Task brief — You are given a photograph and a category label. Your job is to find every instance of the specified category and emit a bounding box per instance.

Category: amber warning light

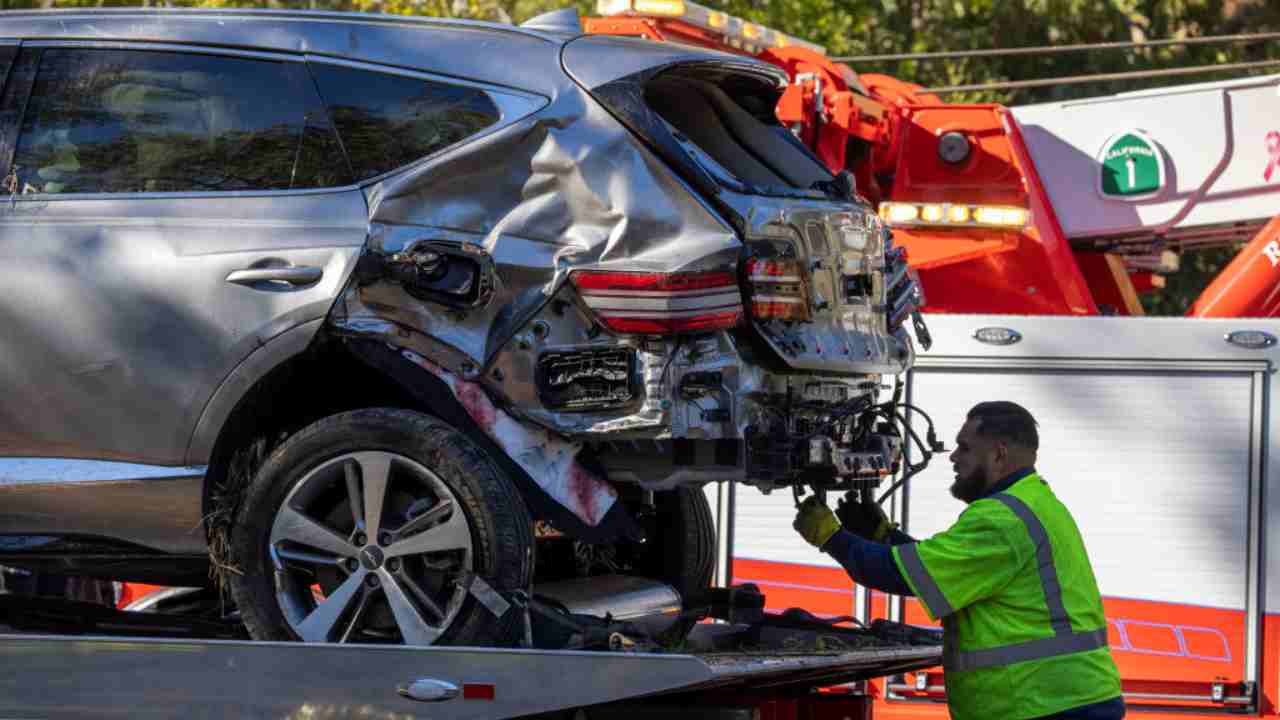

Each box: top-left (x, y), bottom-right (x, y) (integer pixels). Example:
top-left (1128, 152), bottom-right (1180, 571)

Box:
top-left (880, 202), bottom-right (1029, 229)
top-left (596, 0), bottom-right (826, 55)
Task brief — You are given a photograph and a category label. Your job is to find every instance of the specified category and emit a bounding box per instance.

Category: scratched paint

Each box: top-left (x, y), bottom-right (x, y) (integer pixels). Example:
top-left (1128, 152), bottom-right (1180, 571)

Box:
top-left (400, 349), bottom-right (617, 526)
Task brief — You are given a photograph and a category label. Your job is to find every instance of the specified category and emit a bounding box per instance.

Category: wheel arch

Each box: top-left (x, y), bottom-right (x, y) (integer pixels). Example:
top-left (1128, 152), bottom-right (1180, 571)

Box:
top-left (193, 328), bottom-right (427, 529)
top-left (187, 319), bottom-right (326, 468)
top-left (193, 332), bottom-right (640, 547)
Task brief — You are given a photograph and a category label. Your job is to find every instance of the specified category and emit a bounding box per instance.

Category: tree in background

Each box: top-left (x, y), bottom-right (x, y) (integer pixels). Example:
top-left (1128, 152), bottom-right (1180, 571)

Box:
top-left (2, 0), bottom-right (1277, 313)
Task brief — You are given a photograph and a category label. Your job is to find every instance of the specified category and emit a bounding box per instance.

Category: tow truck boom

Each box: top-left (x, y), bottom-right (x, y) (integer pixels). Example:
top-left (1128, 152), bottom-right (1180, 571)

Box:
top-left (588, 0), bottom-right (1280, 318)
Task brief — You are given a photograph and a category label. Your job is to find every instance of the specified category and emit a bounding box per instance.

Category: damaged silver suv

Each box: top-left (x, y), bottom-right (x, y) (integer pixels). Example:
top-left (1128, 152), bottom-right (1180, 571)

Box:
top-left (0, 8), bottom-right (925, 646)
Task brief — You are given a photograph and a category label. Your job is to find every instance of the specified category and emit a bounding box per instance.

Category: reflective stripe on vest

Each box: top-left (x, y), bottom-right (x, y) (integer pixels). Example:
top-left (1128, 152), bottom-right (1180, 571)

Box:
top-left (926, 492), bottom-right (1108, 673)
top-left (993, 494), bottom-right (1074, 637)
top-left (897, 542), bottom-right (955, 617)
top-left (944, 627), bottom-right (1109, 672)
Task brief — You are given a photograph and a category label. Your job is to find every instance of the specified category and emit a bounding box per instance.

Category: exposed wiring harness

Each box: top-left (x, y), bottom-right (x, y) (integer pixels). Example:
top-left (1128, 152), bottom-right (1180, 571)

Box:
top-left (872, 402), bottom-right (944, 505)
top-left (789, 386), bottom-right (945, 508)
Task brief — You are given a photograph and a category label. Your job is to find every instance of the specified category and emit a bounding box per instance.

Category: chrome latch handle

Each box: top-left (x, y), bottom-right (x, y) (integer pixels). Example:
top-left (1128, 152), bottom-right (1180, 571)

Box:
top-left (397, 678), bottom-right (460, 703)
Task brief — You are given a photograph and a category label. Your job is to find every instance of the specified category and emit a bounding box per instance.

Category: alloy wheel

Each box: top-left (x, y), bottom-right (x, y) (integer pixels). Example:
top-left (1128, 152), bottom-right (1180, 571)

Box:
top-left (268, 451), bottom-right (473, 645)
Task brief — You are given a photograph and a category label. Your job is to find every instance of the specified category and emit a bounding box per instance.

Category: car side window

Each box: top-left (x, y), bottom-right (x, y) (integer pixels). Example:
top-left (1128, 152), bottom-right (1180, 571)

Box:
top-left (309, 63), bottom-right (500, 182)
top-left (0, 45), bottom-right (28, 182)
top-left (11, 48), bottom-right (349, 194)
top-left (0, 45), bottom-right (15, 91)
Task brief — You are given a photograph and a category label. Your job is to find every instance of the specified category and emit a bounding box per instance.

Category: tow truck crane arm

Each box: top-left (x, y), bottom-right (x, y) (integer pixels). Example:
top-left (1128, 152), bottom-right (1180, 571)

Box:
top-left (587, 0), bottom-right (1280, 318)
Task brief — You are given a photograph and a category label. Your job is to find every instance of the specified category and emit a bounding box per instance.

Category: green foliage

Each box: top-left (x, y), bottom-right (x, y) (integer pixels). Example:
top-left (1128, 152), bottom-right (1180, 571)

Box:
top-left (1140, 245), bottom-right (1242, 316)
top-left (5, 0), bottom-right (1277, 311)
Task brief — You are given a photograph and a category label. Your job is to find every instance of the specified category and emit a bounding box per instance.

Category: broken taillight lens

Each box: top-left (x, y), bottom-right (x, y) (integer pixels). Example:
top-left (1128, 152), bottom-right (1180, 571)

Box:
top-left (570, 270), bottom-right (743, 335)
top-left (745, 257), bottom-right (811, 322)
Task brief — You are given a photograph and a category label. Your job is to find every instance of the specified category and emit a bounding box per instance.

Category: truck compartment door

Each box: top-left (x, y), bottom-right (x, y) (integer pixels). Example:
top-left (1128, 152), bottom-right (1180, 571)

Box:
top-left (888, 315), bottom-right (1269, 712)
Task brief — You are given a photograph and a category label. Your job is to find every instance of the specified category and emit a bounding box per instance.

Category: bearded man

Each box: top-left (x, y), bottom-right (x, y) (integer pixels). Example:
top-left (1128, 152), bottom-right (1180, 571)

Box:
top-left (792, 401), bottom-right (1124, 720)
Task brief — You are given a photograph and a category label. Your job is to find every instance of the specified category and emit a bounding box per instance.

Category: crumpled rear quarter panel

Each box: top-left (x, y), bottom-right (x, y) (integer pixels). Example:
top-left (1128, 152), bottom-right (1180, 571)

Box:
top-left (329, 69), bottom-right (740, 528)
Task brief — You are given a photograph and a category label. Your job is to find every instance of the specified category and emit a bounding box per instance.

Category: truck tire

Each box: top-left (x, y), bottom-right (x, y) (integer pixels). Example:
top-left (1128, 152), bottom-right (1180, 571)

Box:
top-left (229, 408), bottom-right (533, 647)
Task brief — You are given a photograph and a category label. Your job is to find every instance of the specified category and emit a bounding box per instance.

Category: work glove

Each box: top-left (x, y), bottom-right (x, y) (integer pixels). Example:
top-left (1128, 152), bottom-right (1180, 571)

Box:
top-left (835, 492), bottom-right (897, 543)
top-left (793, 497), bottom-right (841, 548)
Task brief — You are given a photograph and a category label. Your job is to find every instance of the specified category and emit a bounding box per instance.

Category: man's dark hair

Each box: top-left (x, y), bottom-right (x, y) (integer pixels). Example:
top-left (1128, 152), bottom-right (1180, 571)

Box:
top-left (967, 401), bottom-right (1039, 450)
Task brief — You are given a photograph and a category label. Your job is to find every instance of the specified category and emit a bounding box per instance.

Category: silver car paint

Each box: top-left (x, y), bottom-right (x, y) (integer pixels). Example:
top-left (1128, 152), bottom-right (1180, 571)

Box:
top-left (0, 11), bottom-right (912, 545)
top-left (328, 76), bottom-right (742, 524)
top-left (0, 459), bottom-right (206, 553)
top-left (0, 11), bottom-right (571, 464)
top-left (0, 189), bottom-right (368, 465)
top-left (0, 11), bottom-right (574, 545)
top-left (337, 76), bottom-right (740, 370)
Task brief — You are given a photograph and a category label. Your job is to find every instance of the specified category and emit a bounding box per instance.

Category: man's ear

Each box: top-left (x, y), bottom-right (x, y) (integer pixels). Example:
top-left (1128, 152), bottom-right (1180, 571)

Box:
top-left (994, 441), bottom-right (1009, 466)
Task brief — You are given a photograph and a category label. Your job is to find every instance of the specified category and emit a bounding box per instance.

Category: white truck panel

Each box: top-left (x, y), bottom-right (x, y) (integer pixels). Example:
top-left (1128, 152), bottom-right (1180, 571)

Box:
top-left (1011, 74), bottom-right (1280, 239)
top-left (725, 313), bottom-right (1275, 688)
top-left (1271, 407), bottom-right (1280, 614)
top-left (733, 485), bottom-right (843, 569)
top-left (907, 368), bottom-right (1251, 611)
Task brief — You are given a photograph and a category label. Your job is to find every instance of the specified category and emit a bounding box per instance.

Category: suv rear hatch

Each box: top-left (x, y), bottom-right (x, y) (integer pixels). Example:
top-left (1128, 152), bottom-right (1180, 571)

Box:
top-left (562, 37), bottom-right (920, 377)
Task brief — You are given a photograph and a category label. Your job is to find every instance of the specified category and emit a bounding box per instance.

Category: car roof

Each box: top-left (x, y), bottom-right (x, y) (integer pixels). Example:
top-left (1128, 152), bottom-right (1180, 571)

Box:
top-left (0, 8), bottom-right (567, 95)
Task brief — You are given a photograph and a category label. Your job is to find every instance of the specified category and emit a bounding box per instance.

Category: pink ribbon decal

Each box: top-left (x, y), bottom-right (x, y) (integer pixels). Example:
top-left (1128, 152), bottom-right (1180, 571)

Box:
top-left (1266, 131), bottom-right (1280, 182)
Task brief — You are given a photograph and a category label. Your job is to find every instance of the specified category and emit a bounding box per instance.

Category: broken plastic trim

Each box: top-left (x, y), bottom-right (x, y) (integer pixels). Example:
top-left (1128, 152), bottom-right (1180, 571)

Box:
top-left (361, 240), bottom-right (498, 310)
top-left (343, 340), bottom-right (642, 544)
top-left (536, 347), bottom-right (638, 412)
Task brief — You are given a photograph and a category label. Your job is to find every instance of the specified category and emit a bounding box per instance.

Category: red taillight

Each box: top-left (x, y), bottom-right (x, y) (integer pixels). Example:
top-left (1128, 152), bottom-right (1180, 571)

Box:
top-left (570, 270), bottom-right (743, 335)
top-left (746, 257), bottom-right (810, 321)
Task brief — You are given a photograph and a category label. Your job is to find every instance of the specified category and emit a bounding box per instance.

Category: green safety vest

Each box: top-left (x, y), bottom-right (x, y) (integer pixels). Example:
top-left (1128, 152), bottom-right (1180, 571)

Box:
top-left (891, 473), bottom-right (1122, 720)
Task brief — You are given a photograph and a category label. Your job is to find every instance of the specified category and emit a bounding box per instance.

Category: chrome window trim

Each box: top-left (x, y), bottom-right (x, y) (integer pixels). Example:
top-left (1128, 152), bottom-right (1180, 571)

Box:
top-left (23, 39), bottom-right (302, 64)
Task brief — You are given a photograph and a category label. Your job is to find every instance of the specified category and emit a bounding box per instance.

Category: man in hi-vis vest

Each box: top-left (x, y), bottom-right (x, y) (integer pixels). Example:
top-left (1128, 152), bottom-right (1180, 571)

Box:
top-left (794, 401), bottom-right (1124, 719)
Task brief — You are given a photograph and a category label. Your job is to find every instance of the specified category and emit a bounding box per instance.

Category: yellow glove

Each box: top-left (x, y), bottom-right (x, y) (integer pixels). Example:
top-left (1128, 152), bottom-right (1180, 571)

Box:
top-left (793, 496), bottom-right (841, 548)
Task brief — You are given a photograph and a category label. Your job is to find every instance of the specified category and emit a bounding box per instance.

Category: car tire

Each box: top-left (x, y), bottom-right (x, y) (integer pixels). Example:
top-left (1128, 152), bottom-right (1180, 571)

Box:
top-left (648, 487), bottom-right (716, 600)
top-left (229, 408), bottom-right (533, 647)
top-left (632, 487), bottom-right (714, 641)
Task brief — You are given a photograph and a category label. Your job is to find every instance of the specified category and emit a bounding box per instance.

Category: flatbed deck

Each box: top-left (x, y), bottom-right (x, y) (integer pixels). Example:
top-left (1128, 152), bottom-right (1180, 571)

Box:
top-left (0, 630), bottom-right (939, 719)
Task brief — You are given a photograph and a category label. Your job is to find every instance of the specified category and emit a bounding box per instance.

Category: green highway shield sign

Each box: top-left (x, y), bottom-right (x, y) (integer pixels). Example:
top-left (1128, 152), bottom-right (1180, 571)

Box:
top-left (1098, 130), bottom-right (1165, 199)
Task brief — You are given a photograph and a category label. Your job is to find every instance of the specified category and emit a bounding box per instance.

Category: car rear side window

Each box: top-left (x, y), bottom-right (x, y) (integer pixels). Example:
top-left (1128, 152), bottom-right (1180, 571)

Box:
top-left (0, 44), bottom-right (19, 176)
top-left (0, 45), bottom-right (15, 92)
top-left (309, 63), bottom-right (500, 182)
top-left (11, 48), bottom-right (349, 194)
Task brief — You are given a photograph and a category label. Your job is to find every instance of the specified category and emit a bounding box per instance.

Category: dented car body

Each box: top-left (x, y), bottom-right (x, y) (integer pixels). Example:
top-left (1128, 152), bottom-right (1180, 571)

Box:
top-left (0, 9), bottom-right (923, 646)
top-left (335, 34), bottom-right (923, 527)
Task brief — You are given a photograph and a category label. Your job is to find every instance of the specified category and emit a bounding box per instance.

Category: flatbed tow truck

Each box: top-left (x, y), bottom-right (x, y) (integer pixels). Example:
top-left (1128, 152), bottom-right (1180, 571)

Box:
top-left (0, 589), bottom-right (941, 718)
top-left (6, 4), bottom-right (1275, 717)
top-left (0, 7), bottom-right (944, 718)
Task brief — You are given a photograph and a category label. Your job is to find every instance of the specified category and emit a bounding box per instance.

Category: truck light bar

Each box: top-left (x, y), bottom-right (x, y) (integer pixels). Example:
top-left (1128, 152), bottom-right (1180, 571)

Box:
top-left (596, 0), bottom-right (826, 56)
top-left (879, 202), bottom-right (1029, 229)
top-left (570, 269), bottom-right (744, 335)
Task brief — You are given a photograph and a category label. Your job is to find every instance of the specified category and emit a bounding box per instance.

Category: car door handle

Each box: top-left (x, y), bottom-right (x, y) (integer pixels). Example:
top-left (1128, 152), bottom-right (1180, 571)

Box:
top-left (226, 266), bottom-right (324, 287)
